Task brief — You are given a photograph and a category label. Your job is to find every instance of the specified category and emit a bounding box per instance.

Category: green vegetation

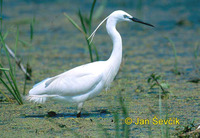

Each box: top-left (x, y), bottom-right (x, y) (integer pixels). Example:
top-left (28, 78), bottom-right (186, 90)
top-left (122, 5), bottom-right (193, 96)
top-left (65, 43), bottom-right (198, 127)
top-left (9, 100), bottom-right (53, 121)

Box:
top-left (175, 119), bottom-right (200, 137)
top-left (0, 0), bottom-right (23, 104)
top-left (0, 33), bottom-right (23, 104)
top-left (148, 73), bottom-right (170, 138)
top-left (30, 17), bottom-right (35, 42)
top-left (165, 37), bottom-right (181, 75)
top-left (194, 42), bottom-right (200, 74)
top-left (64, 0), bottom-right (100, 62)
top-left (0, 0), bottom-right (32, 103)
top-left (0, 0), bottom-right (2, 32)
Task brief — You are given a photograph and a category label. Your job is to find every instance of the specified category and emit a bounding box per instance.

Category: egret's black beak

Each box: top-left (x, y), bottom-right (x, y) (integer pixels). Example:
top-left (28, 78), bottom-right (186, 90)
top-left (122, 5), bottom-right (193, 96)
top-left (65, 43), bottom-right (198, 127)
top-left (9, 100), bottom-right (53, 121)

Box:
top-left (130, 17), bottom-right (154, 27)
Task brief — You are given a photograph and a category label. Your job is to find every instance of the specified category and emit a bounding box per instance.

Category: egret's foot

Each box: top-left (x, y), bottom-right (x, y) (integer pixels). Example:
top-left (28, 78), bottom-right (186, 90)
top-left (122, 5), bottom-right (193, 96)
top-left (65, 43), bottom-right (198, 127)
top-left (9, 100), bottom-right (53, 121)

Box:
top-left (77, 102), bottom-right (83, 118)
top-left (77, 112), bottom-right (81, 118)
top-left (47, 111), bottom-right (57, 117)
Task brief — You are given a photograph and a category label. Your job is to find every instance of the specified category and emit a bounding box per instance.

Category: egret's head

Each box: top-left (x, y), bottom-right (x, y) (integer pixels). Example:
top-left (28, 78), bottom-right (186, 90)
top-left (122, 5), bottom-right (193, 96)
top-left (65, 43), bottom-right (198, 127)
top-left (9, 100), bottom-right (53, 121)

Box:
top-left (88, 10), bottom-right (154, 43)
top-left (110, 10), bottom-right (154, 27)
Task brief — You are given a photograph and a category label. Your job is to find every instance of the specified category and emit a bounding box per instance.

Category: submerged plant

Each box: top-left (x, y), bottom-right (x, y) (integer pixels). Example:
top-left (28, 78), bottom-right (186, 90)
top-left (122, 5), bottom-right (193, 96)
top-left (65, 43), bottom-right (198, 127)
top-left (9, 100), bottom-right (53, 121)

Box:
top-left (64, 0), bottom-right (100, 62)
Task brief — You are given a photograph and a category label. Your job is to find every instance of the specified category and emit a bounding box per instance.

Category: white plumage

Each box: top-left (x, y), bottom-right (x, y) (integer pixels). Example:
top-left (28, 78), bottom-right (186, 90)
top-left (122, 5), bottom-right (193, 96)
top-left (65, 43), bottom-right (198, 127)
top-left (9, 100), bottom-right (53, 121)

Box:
top-left (26, 10), bottom-right (153, 117)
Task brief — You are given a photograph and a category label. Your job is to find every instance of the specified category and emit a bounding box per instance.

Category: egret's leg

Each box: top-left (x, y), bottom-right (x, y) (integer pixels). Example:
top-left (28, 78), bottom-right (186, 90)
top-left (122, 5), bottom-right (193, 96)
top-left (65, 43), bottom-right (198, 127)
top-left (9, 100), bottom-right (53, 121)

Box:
top-left (77, 102), bottom-right (83, 118)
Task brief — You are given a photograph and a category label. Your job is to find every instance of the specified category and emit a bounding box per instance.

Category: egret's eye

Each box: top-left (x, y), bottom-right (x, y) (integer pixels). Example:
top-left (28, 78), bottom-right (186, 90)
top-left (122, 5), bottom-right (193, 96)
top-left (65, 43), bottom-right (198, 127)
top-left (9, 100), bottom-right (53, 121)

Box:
top-left (123, 15), bottom-right (129, 19)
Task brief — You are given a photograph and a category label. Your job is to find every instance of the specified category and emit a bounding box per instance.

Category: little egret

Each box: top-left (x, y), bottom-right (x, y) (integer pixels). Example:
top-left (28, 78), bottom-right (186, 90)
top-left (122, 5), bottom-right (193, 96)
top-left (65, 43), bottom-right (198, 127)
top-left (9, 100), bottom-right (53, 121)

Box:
top-left (26, 10), bottom-right (154, 117)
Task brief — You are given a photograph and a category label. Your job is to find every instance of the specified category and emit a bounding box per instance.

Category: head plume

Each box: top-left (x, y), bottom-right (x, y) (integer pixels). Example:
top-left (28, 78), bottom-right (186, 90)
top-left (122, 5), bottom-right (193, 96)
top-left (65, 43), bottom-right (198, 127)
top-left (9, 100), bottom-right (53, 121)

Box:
top-left (88, 15), bottom-right (109, 43)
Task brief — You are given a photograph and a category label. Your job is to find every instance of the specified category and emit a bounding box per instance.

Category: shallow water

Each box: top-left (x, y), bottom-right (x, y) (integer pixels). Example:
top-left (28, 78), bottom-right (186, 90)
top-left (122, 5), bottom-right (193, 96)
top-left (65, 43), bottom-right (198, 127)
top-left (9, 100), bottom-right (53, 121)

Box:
top-left (0, 0), bottom-right (200, 137)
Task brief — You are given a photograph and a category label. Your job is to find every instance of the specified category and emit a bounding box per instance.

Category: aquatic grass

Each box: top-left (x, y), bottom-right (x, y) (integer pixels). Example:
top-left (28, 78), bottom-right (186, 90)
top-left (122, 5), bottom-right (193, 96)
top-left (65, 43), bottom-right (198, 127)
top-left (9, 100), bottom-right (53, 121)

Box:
top-left (64, 13), bottom-right (94, 62)
top-left (164, 101), bottom-right (169, 138)
top-left (0, 64), bottom-right (23, 104)
top-left (194, 42), bottom-right (200, 60)
top-left (148, 74), bottom-right (164, 137)
top-left (193, 42), bottom-right (200, 74)
top-left (0, 25), bottom-right (32, 98)
top-left (1, 40), bottom-right (32, 78)
top-left (119, 93), bottom-right (130, 137)
top-left (113, 112), bottom-right (120, 138)
top-left (0, 0), bottom-right (2, 33)
top-left (147, 124), bottom-right (153, 138)
top-left (0, 68), bottom-right (13, 102)
top-left (30, 17), bottom-right (35, 42)
top-left (96, 119), bottom-right (111, 138)
top-left (148, 73), bottom-right (170, 138)
top-left (22, 17), bottom-right (34, 95)
top-left (175, 119), bottom-right (200, 137)
top-left (78, 0), bottom-right (99, 61)
top-left (165, 37), bottom-right (181, 75)
top-left (18, 39), bottom-right (32, 47)
top-left (0, 0), bottom-right (3, 76)
top-left (113, 92), bottom-right (130, 137)
top-left (0, 33), bottom-right (23, 105)
top-left (13, 26), bottom-right (19, 77)
top-left (78, 10), bottom-right (94, 62)
top-left (96, 91), bottom-right (130, 137)
top-left (88, 0), bottom-right (96, 33)
top-left (0, 67), bottom-right (9, 71)
top-left (187, 42), bottom-right (200, 83)
top-left (0, 89), bottom-right (13, 102)
top-left (23, 62), bottom-right (32, 95)
top-left (2, 30), bottom-right (8, 39)
top-left (64, 0), bottom-right (99, 62)
top-left (23, 66), bottom-right (27, 95)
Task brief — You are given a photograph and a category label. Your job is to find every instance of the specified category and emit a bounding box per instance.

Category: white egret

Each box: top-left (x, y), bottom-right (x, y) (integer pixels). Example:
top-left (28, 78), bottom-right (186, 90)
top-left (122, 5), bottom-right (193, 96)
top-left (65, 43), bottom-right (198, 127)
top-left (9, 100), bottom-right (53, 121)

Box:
top-left (26, 10), bottom-right (154, 117)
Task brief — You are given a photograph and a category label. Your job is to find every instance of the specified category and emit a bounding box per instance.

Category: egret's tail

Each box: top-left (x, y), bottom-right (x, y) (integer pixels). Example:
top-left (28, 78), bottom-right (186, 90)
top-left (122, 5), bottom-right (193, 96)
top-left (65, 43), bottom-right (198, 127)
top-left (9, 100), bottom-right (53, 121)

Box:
top-left (26, 95), bottom-right (47, 104)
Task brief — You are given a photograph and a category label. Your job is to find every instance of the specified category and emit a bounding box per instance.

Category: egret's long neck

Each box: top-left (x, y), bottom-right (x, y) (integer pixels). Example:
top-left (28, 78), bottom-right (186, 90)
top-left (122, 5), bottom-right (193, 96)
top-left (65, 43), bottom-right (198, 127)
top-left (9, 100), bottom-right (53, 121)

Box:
top-left (107, 19), bottom-right (122, 61)
top-left (105, 18), bottom-right (122, 82)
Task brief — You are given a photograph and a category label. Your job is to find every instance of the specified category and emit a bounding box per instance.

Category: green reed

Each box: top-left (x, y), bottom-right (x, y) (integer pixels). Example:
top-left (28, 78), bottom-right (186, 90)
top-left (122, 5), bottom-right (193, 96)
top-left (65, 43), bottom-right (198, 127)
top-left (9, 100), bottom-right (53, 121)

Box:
top-left (23, 18), bottom-right (34, 95)
top-left (30, 17), bottom-right (35, 42)
top-left (64, 0), bottom-right (99, 62)
top-left (0, 32), bottom-right (23, 105)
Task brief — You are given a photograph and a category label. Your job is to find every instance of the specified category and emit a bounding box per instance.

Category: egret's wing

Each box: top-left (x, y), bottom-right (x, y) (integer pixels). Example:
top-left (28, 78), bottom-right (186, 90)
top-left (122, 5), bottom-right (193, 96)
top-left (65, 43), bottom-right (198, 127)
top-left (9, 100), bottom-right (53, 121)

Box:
top-left (45, 76), bottom-right (59, 88)
top-left (29, 62), bottom-right (104, 96)
top-left (33, 78), bottom-right (49, 88)
top-left (52, 72), bottom-right (102, 96)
